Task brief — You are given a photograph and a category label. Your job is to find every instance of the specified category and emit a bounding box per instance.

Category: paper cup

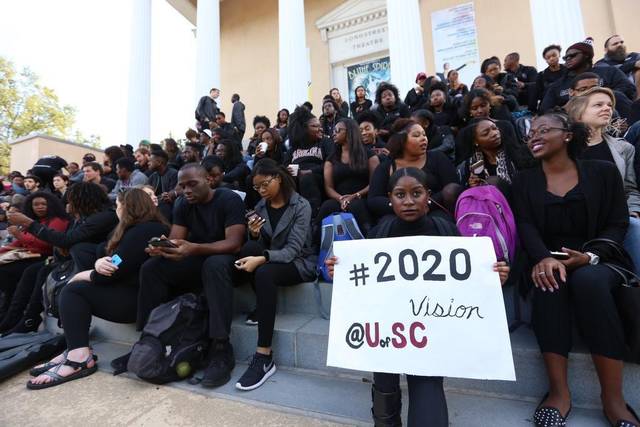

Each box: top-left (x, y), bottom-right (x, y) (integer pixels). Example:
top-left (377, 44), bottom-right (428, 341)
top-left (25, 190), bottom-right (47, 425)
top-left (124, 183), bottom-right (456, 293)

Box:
top-left (289, 164), bottom-right (299, 176)
top-left (258, 142), bottom-right (269, 154)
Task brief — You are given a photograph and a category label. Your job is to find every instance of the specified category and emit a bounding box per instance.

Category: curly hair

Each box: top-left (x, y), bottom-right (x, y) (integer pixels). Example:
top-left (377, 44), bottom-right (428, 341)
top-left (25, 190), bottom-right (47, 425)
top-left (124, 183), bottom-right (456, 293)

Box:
top-left (65, 182), bottom-right (110, 218)
top-left (374, 82), bottom-right (400, 107)
top-left (288, 105), bottom-right (317, 150)
top-left (252, 115), bottom-right (271, 129)
top-left (22, 191), bottom-right (67, 221)
top-left (104, 146), bottom-right (126, 163)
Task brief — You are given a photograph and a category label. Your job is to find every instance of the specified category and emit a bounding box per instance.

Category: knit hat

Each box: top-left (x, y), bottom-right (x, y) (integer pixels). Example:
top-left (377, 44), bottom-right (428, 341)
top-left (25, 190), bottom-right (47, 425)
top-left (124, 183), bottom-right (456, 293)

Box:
top-left (415, 72), bottom-right (427, 83)
top-left (567, 37), bottom-right (594, 58)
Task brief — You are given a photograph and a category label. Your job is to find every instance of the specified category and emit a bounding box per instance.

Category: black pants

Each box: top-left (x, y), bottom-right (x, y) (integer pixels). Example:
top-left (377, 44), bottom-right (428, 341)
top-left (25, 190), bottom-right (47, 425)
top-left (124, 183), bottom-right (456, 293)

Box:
top-left (59, 280), bottom-right (138, 350)
top-left (297, 172), bottom-right (323, 217)
top-left (316, 199), bottom-right (373, 232)
top-left (0, 258), bottom-right (44, 311)
top-left (374, 372), bottom-right (448, 427)
top-left (0, 260), bottom-right (46, 326)
top-left (533, 264), bottom-right (626, 359)
top-left (239, 241), bottom-right (302, 347)
top-left (138, 254), bottom-right (237, 338)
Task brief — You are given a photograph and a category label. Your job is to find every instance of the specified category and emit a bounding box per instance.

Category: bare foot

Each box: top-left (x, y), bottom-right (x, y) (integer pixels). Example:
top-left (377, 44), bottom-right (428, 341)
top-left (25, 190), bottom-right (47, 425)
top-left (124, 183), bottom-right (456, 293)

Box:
top-left (29, 348), bottom-right (95, 386)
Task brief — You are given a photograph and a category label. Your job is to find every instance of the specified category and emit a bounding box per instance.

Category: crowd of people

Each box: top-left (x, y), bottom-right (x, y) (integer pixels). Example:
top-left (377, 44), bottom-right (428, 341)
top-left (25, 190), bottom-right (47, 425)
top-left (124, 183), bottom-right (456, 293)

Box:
top-left (1, 34), bottom-right (640, 427)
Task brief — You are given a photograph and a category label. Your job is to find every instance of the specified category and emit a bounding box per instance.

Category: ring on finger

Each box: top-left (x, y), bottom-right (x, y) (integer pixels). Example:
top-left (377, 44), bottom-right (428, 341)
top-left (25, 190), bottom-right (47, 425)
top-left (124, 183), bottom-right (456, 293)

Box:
top-left (538, 271), bottom-right (546, 276)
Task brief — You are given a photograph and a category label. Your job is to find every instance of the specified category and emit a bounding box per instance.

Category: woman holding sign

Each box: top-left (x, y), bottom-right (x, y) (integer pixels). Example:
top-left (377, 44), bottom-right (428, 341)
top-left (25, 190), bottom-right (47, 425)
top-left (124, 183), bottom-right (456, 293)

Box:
top-left (512, 111), bottom-right (639, 427)
top-left (326, 167), bottom-right (510, 426)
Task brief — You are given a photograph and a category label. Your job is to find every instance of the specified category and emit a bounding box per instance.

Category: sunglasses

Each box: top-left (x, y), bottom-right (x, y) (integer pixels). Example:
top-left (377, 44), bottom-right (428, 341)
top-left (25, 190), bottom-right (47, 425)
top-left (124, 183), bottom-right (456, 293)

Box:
top-left (562, 52), bottom-right (581, 61)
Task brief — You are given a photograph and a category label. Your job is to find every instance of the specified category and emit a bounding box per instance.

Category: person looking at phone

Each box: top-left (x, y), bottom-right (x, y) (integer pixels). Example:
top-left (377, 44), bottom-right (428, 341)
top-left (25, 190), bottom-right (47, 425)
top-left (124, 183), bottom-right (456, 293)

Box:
top-left (232, 158), bottom-right (316, 390)
top-left (325, 167), bottom-right (510, 426)
top-left (455, 118), bottom-right (533, 192)
top-left (27, 188), bottom-right (168, 389)
top-left (512, 111), bottom-right (638, 427)
top-left (138, 163), bottom-right (246, 388)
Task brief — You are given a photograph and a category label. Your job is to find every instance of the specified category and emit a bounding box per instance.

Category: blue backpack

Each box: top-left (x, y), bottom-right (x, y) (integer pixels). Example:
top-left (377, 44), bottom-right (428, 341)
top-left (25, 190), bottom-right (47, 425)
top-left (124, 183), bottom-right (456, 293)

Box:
top-left (316, 212), bottom-right (364, 282)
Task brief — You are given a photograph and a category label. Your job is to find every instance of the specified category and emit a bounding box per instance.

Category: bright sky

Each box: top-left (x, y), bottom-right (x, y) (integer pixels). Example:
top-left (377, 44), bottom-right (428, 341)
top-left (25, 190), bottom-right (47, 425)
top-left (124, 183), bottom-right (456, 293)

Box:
top-left (0, 0), bottom-right (196, 147)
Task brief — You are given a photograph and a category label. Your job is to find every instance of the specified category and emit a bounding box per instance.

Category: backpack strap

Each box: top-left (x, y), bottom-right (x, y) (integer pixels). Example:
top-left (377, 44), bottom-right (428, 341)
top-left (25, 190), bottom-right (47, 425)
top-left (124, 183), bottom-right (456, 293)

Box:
top-left (341, 215), bottom-right (364, 240)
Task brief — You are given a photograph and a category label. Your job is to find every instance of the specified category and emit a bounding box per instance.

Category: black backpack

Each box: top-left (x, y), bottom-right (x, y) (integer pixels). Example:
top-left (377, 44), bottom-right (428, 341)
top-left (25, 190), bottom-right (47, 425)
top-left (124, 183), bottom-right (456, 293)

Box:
top-left (43, 259), bottom-right (78, 319)
top-left (127, 293), bottom-right (210, 384)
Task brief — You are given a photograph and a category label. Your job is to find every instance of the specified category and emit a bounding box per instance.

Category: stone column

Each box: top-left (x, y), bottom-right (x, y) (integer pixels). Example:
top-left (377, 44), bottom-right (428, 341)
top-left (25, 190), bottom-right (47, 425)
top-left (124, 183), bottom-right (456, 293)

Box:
top-left (195, 0), bottom-right (221, 101)
top-left (126, 0), bottom-right (151, 145)
top-left (529, 0), bottom-right (585, 70)
top-left (386, 0), bottom-right (426, 98)
top-left (279, 0), bottom-right (309, 110)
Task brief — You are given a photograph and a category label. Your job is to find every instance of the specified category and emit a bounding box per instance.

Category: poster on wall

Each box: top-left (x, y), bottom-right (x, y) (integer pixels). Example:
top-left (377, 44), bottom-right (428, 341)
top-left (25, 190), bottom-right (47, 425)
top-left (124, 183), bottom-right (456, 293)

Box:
top-left (431, 2), bottom-right (480, 88)
top-left (347, 57), bottom-right (390, 104)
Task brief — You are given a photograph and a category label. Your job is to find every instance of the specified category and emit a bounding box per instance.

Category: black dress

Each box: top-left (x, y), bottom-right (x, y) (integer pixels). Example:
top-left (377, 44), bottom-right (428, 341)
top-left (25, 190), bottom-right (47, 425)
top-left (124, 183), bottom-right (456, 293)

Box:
top-left (542, 184), bottom-right (588, 252)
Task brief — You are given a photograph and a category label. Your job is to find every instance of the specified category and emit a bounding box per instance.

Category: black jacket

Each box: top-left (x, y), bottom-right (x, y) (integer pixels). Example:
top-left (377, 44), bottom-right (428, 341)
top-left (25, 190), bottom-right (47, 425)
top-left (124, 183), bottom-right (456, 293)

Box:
top-left (371, 102), bottom-right (411, 139)
top-left (404, 88), bottom-right (429, 111)
top-left (541, 66), bottom-right (637, 112)
top-left (27, 209), bottom-right (119, 249)
top-left (147, 167), bottom-right (178, 196)
top-left (511, 160), bottom-right (629, 264)
top-left (231, 101), bottom-right (246, 137)
top-left (595, 52), bottom-right (640, 77)
top-left (535, 65), bottom-right (566, 110)
top-left (350, 99), bottom-right (372, 118)
top-left (195, 96), bottom-right (218, 123)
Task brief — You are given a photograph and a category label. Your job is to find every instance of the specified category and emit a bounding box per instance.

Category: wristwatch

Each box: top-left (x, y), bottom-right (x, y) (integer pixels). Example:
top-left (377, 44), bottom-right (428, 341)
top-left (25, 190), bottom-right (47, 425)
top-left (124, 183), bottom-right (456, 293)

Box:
top-left (585, 252), bottom-right (600, 265)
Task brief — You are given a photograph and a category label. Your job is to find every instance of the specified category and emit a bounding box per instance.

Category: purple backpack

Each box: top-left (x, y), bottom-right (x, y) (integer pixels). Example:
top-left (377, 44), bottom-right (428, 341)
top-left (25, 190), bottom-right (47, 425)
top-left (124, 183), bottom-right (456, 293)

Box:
top-left (454, 186), bottom-right (518, 262)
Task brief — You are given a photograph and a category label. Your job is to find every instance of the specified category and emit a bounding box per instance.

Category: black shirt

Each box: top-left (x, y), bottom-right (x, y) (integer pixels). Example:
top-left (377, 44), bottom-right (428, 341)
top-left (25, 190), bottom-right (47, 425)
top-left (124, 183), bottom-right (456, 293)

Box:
top-left (34, 156), bottom-right (68, 171)
top-left (172, 188), bottom-right (245, 243)
top-left (266, 204), bottom-right (287, 231)
top-left (387, 216), bottom-right (438, 238)
top-left (581, 141), bottom-right (615, 164)
top-left (543, 184), bottom-right (588, 251)
top-left (332, 154), bottom-right (372, 195)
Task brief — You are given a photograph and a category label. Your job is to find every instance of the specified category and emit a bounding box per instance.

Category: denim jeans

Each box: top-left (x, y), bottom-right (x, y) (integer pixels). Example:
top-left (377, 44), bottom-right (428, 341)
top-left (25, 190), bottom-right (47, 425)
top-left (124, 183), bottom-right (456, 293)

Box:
top-left (623, 215), bottom-right (640, 273)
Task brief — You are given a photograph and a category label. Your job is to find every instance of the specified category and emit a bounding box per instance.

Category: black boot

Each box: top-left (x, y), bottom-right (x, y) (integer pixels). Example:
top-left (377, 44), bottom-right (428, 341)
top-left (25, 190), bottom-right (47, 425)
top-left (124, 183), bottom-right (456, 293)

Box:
top-left (0, 305), bottom-right (24, 333)
top-left (371, 384), bottom-right (402, 427)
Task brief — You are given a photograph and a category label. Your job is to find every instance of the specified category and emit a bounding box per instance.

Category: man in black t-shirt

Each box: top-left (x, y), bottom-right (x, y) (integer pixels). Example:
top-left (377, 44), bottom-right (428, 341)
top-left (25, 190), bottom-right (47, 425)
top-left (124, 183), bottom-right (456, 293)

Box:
top-left (138, 163), bottom-right (246, 388)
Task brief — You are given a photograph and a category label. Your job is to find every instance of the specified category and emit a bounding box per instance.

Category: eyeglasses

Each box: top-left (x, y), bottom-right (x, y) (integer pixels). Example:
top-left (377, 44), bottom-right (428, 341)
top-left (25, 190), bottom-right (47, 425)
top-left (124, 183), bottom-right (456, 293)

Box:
top-left (524, 127), bottom-right (568, 142)
top-left (562, 52), bottom-right (581, 61)
top-left (252, 176), bottom-right (275, 191)
top-left (333, 127), bottom-right (346, 134)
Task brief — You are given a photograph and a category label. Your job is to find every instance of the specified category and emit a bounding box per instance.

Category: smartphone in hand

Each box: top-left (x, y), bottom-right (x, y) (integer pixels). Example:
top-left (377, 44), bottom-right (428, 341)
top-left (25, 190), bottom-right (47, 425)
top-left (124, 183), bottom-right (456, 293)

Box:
top-left (148, 237), bottom-right (178, 248)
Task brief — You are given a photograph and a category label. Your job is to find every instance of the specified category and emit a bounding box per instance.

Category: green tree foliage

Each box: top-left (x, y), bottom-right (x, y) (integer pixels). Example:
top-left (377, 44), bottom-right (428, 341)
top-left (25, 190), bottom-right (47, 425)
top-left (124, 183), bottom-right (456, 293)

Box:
top-left (0, 56), bottom-right (77, 174)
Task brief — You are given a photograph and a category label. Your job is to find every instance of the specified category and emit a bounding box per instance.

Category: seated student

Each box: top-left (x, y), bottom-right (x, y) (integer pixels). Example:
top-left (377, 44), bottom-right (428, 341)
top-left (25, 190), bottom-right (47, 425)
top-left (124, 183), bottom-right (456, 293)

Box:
top-left (456, 118), bottom-right (534, 193)
top-left (134, 147), bottom-right (152, 177)
top-left (182, 142), bottom-right (203, 164)
top-left (536, 45), bottom-right (566, 112)
top-left (317, 118), bottom-right (379, 235)
top-left (233, 159), bottom-right (317, 390)
top-left (541, 37), bottom-right (636, 112)
top-left (284, 106), bottom-right (333, 217)
top-left (504, 52), bottom-right (539, 111)
top-left (0, 192), bottom-right (68, 330)
top-left (456, 89), bottom-right (520, 164)
top-left (404, 72), bottom-right (430, 111)
top-left (274, 109), bottom-right (289, 142)
top-left (512, 111), bottom-right (639, 427)
top-left (480, 57), bottom-right (519, 101)
top-left (246, 116), bottom-right (271, 157)
top-left (138, 163), bottom-right (245, 388)
top-left (326, 167), bottom-right (509, 427)
top-left (411, 109), bottom-right (456, 161)
top-left (565, 87), bottom-right (640, 272)
top-left (569, 72), bottom-right (633, 122)
top-left (102, 146), bottom-right (126, 182)
top-left (447, 69), bottom-right (469, 100)
top-left (214, 138), bottom-right (250, 190)
top-left (27, 188), bottom-right (169, 389)
top-left (52, 174), bottom-right (69, 200)
top-left (23, 175), bottom-right (43, 195)
top-left (595, 35), bottom-right (640, 93)
top-left (4, 183), bottom-right (117, 333)
top-left (108, 158), bottom-right (148, 201)
top-left (320, 97), bottom-right (340, 137)
top-left (164, 137), bottom-right (184, 170)
top-left (251, 127), bottom-right (285, 167)
top-left (371, 82), bottom-right (411, 142)
top-left (427, 83), bottom-right (459, 127)
top-left (357, 111), bottom-right (389, 158)
top-left (350, 85), bottom-right (373, 119)
top-left (329, 88), bottom-right (350, 118)
top-left (147, 150), bottom-right (179, 221)
top-left (368, 119), bottom-right (460, 222)
top-left (82, 162), bottom-right (115, 193)
top-left (471, 76), bottom-right (518, 118)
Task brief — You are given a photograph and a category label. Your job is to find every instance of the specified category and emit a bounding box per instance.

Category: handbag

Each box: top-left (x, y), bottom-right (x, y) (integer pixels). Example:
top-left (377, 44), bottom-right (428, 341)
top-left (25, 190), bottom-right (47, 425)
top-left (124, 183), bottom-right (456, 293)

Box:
top-left (43, 259), bottom-right (79, 319)
top-left (582, 238), bottom-right (640, 363)
top-left (0, 248), bottom-right (41, 265)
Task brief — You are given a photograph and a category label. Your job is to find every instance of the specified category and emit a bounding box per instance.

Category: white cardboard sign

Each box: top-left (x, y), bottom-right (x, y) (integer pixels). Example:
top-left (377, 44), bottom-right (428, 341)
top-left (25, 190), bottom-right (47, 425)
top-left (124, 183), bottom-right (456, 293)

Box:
top-left (327, 236), bottom-right (516, 381)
